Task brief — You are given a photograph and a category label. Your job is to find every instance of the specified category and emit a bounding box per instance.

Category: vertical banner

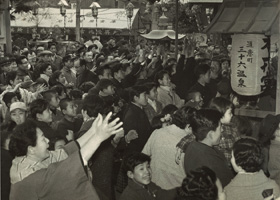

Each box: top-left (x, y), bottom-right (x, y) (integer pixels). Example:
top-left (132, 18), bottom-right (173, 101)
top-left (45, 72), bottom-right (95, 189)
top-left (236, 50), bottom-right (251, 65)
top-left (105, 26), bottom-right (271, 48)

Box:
top-left (231, 34), bottom-right (270, 96)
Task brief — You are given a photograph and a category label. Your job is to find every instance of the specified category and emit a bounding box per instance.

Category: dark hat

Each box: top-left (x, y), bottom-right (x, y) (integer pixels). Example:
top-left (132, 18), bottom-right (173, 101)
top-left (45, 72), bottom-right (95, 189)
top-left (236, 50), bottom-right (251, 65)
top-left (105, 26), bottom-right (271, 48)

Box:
top-left (259, 114), bottom-right (280, 143)
top-left (38, 50), bottom-right (53, 57)
top-left (0, 57), bottom-right (12, 67)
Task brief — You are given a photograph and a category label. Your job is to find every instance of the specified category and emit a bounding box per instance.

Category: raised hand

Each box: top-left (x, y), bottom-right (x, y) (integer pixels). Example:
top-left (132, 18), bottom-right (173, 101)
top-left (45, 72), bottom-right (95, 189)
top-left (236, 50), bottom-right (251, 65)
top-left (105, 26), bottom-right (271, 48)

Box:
top-left (125, 130), bottom-right (138, 143)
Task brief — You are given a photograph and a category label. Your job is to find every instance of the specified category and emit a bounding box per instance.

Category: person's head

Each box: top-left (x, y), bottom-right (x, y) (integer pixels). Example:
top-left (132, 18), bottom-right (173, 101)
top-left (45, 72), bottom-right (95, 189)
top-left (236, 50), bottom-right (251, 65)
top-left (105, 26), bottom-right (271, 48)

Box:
top-left (194, 64), bottom-right (211, 84)
top-left (51, 84), bottom-right (67, 99)
top-left (96, 64), bottom-right (112, 80)
top-left (49, 70), bottom-right (67, 86)
top-left (231, 116), bottom-right (253, 137)
top-left (3, 92), bottom-right (19, 108)
top-left (129, 85), bottom-right (148, 106)
top-left (88, 44), bottom-right (99, 55)
top-left (112, 63), bottom-right (125, 81)
top-left (7, 71), bottom-right (22, 87)
top-left (231, 138), bottom-right (263, 173)
top-left (36, 46), bottom-right (44, 55)
top-left (41, 90), bottom-right (60, 109)
top-left (84, 51), bottom-right (93, 63)
top-left (210, 59), bottom-right (221, 80)
top-left (38, 62), bottom-right (53, 77)
top-left (151, 114), bottom-right (171, 130)
top-left (60, 98), bottom-right (77, 117)
top-left (16, 55), bottom-right (29, 71)
top-left (69, 88), bottom-right (83, 100)
top-left (12, 45), bottom-right (21, 55)
top-left (62, 54), bottom-right (74, 69)
top-left (73, 57), bottom-right (87, 75)
top-left (123, 152), bottom-right (151, 186)
top-left (39, 50), bottom-right (53, 63)
top-left (27, 51), bottom-right (37, 66)
top-left (177, 166), bottom-right (224, 200)
top-left (155, 70), bottom-right (171, 87)
top-left (258, 114), bottom-right (280, 146)
top-left (209, 97), bottom-right (234, 124)
top-left (49, 137), bottom-right (67, 150)
top-left (82, 94), bottom-right (106, 118)
top-left (172, 106), bottom-right (196, 132)
top-left (161, 104), bottom-right (178, 116)
top-left (190, 109), bottom-right (223, 146)
top-left (97, 79), bottom-right (115, 96)
top-left (0, 57), bottom-right (12, 73)
top-left (48, 42), bottom-right (57, 54)
top-left (9, 102), bottom-right (27, 125)
top-left (30, 99), bottom-right (52, 123)
top-left (144, 82), bottom-right (158, 101)
top-left (9, 119), bottom-right (50, 161)
top-left (186, 91), bottom-right (204, 109)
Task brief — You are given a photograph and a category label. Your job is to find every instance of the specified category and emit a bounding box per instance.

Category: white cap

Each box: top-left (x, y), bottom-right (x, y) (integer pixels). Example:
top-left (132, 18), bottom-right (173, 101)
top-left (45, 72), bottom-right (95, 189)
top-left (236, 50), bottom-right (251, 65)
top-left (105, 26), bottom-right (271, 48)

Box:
top-left (10, 102), bottom-right (27, 112)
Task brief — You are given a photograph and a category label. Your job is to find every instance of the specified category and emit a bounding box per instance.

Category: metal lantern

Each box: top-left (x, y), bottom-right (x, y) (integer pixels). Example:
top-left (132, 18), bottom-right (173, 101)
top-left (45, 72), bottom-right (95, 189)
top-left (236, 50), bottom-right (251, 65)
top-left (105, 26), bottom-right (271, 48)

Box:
top-left (126, 1), bottom-right (134, 19)
top-left (60, 5), bottom-right (66, 16)
top-left (32, 1), bottom-right (40, 16)
top-left (90, 2), bottom-right (101, 18)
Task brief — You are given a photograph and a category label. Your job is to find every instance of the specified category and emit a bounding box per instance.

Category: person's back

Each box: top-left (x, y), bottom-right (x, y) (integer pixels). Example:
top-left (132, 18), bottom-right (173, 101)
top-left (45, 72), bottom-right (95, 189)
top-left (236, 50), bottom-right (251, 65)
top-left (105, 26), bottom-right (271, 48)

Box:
top-left (225, 138), bottom-right (280, 200)
top-left (184, 109), bottom-right (233, 187)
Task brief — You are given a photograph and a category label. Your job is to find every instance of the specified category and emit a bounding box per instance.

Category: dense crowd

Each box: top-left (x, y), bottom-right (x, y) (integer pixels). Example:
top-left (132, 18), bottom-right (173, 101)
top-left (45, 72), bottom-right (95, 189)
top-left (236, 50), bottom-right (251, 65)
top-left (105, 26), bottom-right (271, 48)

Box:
top-left (0, 36), bottom-right (279, 200)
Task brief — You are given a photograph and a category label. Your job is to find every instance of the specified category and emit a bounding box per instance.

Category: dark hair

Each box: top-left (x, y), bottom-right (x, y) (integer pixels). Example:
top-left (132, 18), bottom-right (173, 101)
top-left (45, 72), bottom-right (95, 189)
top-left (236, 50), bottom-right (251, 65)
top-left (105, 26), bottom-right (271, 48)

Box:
top-left (12, 45), bottom-right (20, 53)
top-left (161, 104), bottom-right (178, 116)
top-left (123, 152), bottom-right (151, 173)
top-left (62, 54), bottom-right (74, 63)
top-left (194, 64), bottom-right (210, 79)
top-left (186, 91), bottom-right (201, 102)
top-left (88, 44), bottom-right (98, 51)
top-left (231, 116), bottom-right (252, 136)
top-left (49, 70), bottom-right (63, 87)
top-left (29, 99), bottom-right (50, 119)
top-left (15, 55), bottom-right (27, 65)
top-left (96, 79), bottom-right (114, 91)
top-left (6, 71), bottom-right (18, 85)
top-left (38, 62), bottom-right (52, 75)
top-left (208, 97), bottom-right (233, 115)
top-left (151, 114), bottom-right (165, 130)
top-left (9, 119), bottom-right (38, 157)
top-left (129, 85), bottom-right (147, 102)
top-left (59, 98), bottom-right (72, 112)
top-left (143, 82), bottom-right (157, 93)
top-left (232, 138), bottom-right (263, 173)
top-left (96, 64), bottom-right (111, 76)
top-left (69, 89), bottom-right (83, 100)
top-left (73, 57), bottom-right (87, 67)
top-left (154, 70), bottom-right (169, 85)
top-left (41, 90), bottom-right (57, 103)
top-left (111, 63), bottom-right (123, 75)
top-left (3, 92), bottom-right (18, 107)
top-left (49, 136), bottom-right (67, 151)
top-left (191, 109), bottom-right (223, 141)
top-left (172, 106), bottom-right (196, 129)
top-left (176, 166), bottom-right (218, 200)
top-left (82, 94), bottom-right (106, 117)
top-left (51, 85), bottom-right (66, 97)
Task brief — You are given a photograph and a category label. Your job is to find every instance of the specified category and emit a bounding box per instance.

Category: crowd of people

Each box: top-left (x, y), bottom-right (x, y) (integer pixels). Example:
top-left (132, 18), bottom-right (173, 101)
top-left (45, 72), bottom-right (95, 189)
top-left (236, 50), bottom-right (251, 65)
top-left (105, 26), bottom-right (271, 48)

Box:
top-left (0, 35), bottom-right (279, 200)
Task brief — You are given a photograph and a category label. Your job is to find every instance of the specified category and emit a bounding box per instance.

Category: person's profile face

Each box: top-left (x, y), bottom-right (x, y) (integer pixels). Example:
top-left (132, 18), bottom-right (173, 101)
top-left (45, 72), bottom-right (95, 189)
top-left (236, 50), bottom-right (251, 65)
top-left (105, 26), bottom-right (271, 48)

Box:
top-left (31, 128), bottom-right (50, 161)
top-left (135, 92), bottom-right (148, 107)
top-left (37, 107), bottom-right (53, 123)
top-left (211, 122), bottom-right (222, 145)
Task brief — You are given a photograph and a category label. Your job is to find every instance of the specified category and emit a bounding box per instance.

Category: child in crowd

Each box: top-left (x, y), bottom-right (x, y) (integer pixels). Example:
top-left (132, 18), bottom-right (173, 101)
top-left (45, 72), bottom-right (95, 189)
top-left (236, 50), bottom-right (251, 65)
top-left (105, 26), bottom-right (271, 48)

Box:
top-left (9, 102), bottom-right (28, 125)
top-left (1, 92), bottom-right (19, 122)
top-left (29, 98), bottom-right (58, 140)
top-left (225, 138), bottom-right (280, 200)
top-left (151, 113), bottom-right (172, 130)
top-left (97, 79), bottom-right (116, 102)
top-left (155, 70), bottom-right (184, 108)
top-left (184, 109), bottom-right (234, 187)
top-left (120, 152), bottom-right (176, 200)
top-left (209, 97), bottom-right (240, 166)
top-left (57, 98), bottom-right (83, 141)
top-left (49, 136), bottom-right (67, 150)
top-left (143, 82), bottom-right (163, 124)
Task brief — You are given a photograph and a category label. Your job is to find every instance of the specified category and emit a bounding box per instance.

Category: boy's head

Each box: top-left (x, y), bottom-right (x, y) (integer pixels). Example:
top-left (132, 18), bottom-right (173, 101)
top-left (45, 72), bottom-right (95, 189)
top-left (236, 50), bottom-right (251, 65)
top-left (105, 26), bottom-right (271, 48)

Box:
top-left (129, 85), bottom-right (148, 106)
top-left (42, 90), bottom-right (60, 109)
top-left (209, 97), bottom-right (233, 124)
top-left (82, 94), bottom-right (107, 118)
top-left (10, 102), bottom-right (27, 125)
top-left (190, 109), bottom-right (223, 146)
top-left (96, 64), bottom-right (112, 80)
top-left (59, 98), bottom-right (77, 117)
top-left (7, 71), bottom-right (23, 87)
top-left (111, 63), bottom-right (125, 81)
top-left (194, 64), bottom-right (211, 84)
top-left (155, 70), bottom-right (171, 87)
top-left (231, 138), bottom-right (263, 173)
top-left (3, 92), bottom-right (19, 108)
top-left (97, 79), bottom-right (115, 96)
top-left (30, 99), bottom-right (52, 123)
top-left (123, 152), bottom-right (151, 185)
top-left (144, 82), bottom-right (158, 101)
top-left (186, 91), bottom-right (203, 109)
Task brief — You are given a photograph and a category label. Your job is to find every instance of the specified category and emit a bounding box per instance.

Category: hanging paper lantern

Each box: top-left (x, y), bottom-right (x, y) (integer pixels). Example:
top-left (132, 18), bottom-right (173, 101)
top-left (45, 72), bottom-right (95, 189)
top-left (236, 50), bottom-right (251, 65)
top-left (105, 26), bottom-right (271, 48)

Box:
top-left (231, 34), bottom-right (270, 96)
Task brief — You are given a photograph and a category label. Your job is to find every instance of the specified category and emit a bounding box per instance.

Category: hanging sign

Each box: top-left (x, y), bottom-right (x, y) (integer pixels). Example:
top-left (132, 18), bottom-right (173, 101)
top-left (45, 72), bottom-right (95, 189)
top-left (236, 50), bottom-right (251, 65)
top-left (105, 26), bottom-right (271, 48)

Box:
top-left (231, 34), bottom-right (270, 96)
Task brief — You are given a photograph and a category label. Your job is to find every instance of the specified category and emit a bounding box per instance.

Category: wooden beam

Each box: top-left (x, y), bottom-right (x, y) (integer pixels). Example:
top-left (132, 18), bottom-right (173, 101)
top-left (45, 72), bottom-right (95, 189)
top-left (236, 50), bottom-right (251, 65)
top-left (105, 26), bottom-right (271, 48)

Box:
top-left (276, 5), bottom-right (280, 114)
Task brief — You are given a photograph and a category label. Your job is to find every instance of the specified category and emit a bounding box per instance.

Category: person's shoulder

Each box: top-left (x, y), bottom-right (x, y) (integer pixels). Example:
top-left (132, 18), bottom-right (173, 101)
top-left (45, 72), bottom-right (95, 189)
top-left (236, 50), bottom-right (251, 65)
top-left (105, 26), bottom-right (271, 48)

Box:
top-left (120, 185), bottom-right (141, 200)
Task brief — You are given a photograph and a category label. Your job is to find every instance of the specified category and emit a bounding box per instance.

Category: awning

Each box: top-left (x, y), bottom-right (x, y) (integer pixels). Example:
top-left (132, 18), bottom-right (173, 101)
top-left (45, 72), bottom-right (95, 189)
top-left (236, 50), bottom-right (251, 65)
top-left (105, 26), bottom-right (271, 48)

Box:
top-left (204, 0), bottom-right (279, 34)
top-left (11, 8), bottom-right (140, 30)
top-left (141, 30), bottom-right (186, 40)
